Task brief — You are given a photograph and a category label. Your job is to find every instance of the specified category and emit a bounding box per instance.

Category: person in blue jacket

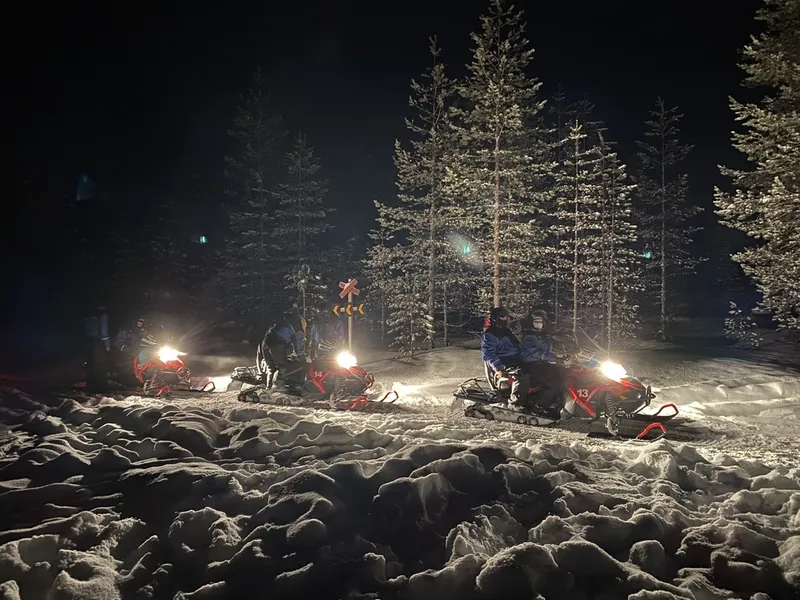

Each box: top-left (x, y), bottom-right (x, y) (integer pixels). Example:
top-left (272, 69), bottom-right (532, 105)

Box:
top-left (257, 310), bottom-right (307, 389)
top-left (481, 306), bottom-right (530, 407)
top-left (520, 309), bottom-right (562, 418)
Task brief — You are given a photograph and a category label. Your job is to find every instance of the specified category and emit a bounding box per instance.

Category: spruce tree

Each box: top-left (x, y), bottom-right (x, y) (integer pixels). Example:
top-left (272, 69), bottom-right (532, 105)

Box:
top-left (546, 88), bottom-right (572, 330)
top-left (553, 121), bottom-right (605, 337)
top-left (364, 220), bottom-right (395, 345)
top-left (715, 0), bottom-right (800, 330)
top-left (635, 98), bottom-right (699, 340)
top-left (725, 302), bottom-right (762, 349)
top-left (595, 134), bottom-right (640, 348)
top-left (388, 37), bottom-right (455, 347)
top-left (386, 273), bottom-right (434, 358)
top-left (445, 0), bottom-right (549, 313)
top-left (369, 37), bottom-right (455, 350)
top-left (275, 132), bottom-right (330, 319)
top-left (220, 67), bottom-right (285, 336)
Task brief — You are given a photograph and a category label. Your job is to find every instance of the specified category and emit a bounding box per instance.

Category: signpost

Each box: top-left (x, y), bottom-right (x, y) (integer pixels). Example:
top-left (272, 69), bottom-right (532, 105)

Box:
top-left (332, 303), bottom-right (364, 317)
top-left (338, 278), bottom-right (361, 351)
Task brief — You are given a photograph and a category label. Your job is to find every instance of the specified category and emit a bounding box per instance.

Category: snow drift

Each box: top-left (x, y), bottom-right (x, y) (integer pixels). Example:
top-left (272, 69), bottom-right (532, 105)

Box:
top-left (0, 383), bottom-right (798, 600)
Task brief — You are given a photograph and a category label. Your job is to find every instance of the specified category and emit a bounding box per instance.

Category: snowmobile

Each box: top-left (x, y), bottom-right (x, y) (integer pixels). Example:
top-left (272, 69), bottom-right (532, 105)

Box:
top-left (229, 346), bottom-right (398, 411)
top-left (76, 343), bottom-right (215, 398)
top-left (453, 329), bottom-right (678, 440)
top-left (132, 344), bottom-right (215, 397)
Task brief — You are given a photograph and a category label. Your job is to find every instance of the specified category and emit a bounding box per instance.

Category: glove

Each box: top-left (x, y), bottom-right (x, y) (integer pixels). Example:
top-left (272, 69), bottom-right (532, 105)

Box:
top-left (496, 369), bottom-right (506, 379)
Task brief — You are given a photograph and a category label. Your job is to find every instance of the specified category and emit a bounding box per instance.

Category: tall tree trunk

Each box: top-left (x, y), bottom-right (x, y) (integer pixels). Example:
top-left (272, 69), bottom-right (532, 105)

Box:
top-left (442, 280), bottom-right (449, 347)
top-left (608, 186), bottom-right (615, 353)
top-left (493, 136), bottom-right (501, 307)
top-left (428, 160), bottom-right (437, 349)
top-left (379, 289), bottom-right (386, 344)
top-left (572, 133), bottom-right (580, 339)
top-left (660, 130), bottom-right (667, 341)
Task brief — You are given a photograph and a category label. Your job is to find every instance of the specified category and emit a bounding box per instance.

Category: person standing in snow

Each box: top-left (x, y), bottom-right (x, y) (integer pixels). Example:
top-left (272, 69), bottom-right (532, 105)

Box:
top-left (481, 307), bottom-right (530, 407)
top-left (256, 310), bottom-right (307, 389)
top-left (520, 310), bottom-right (562, 419)
top-left (83, 304), bottom-right (110, 389)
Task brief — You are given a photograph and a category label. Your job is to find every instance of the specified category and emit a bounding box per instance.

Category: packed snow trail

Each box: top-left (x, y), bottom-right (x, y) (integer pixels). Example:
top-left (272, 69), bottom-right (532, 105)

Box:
top-left (0, 380), bottom-right (798, 599)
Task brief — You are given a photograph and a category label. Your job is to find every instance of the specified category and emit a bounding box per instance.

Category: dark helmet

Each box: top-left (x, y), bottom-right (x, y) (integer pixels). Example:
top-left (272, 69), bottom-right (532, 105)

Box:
top-left (529, 309), bottom-right (548, 331)
top-left (489, 307), bottom-right (511, 327)
top-left (135, 317), bottom-right (147, 330)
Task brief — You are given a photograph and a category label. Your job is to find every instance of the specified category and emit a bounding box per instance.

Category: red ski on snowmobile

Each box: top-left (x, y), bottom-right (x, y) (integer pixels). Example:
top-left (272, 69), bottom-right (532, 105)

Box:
top-left (229, 348), bottom-right (397, 411)
top-left (453, 329), bottom-right (678, 440)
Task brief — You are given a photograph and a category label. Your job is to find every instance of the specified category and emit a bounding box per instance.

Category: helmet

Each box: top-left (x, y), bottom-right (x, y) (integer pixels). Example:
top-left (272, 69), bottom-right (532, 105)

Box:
top-left (135, 317), bottom-right (146, 330)
top-left (530, 309), bottom-right (548, 331)
top-left (489, 307), bottom-right (511, 327)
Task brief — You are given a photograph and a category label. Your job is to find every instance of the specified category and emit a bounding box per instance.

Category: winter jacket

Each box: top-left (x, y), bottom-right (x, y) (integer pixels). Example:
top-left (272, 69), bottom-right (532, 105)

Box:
top-left (114, 330), bottom-right (139, 352)
top-left (481, 326), bottom-right (521, 371)
top-left (520, 332), bottom-right (556, 363)
top-left (266, 319), bottom-right (305, 358)
top-left (84, 311), bottom-right (110, 348)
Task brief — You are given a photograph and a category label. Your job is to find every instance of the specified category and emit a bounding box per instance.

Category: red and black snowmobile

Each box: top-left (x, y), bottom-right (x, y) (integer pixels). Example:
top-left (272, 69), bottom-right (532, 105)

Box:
top-left (453, 329), bottom-right (678, 440)
top-left (132, 345), bottom-right (215, 397)
top-left (76, 343), bottom-right (215, 398)
top-left (229, 346), bottom-right (397, 411)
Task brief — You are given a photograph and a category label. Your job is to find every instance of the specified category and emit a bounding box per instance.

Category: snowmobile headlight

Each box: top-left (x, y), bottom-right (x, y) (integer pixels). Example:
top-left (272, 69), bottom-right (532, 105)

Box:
top-left (336, 351), bottom-right (357, 369)
top-left (158, 346), bottom-right (185, 362)
top-left (600, 361), bottom-right (627, 382)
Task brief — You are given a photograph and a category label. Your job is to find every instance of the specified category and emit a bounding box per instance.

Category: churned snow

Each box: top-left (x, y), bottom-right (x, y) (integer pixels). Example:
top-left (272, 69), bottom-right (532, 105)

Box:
top-left (0, 344), bottom-right (799, 599)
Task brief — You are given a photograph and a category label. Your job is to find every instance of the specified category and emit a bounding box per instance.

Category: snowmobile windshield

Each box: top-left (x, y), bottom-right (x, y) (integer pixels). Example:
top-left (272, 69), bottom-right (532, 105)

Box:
top-left (572, 328), bottom-right (608, 361)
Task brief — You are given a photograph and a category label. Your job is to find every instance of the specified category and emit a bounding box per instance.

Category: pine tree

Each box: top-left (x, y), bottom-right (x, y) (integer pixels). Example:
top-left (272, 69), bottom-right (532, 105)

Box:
top-left (595, 133), bottom-right (640, 348)
top-left (715, 0), bottom-right (800, 330)
top-left (275, 132), bottom-right (331, 319)
top-left (220, 67), bottom-right (286, 336)
top-left (364, 221), bottom-right (395, 344)
top-left (725, 302), bottom-right (762, 349)
top-left (545, 88), bottom-right (572, 330)
top-left (372, 37), bottom-right (455, 348)
top-left (386, 273), bottom-right (434, 358)
top-left (553, 121), bottom-right (605, 337)
top-left (367, 37), bottom-right (455, 350)
top-left (635, 98), bottom-right (699, 340)
top-left (445, 0), bottom-right (549, 313)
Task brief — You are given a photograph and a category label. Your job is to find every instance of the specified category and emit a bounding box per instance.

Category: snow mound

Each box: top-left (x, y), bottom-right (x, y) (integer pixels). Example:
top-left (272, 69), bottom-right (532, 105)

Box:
top-left (0, 385), bottom-right (798, 599)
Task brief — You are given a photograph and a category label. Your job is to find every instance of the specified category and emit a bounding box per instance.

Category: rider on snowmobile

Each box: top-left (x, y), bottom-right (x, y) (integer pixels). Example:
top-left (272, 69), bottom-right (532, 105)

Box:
top-left (257, 309), bottom-right (307, 389)
top-left (481, 307), bottom-right (530, 407)
top-left (520, 310), bottom-right (562, 419)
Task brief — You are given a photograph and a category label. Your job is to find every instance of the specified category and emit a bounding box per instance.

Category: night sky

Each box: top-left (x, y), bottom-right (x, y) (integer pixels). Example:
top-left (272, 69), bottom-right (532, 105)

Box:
top-left (11, 0), bottom-right (761, 241)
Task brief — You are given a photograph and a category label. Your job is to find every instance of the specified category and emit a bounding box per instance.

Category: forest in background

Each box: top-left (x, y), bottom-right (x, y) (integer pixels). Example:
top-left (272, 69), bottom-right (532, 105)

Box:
top-left (8, 0), bottom-right (798, 357)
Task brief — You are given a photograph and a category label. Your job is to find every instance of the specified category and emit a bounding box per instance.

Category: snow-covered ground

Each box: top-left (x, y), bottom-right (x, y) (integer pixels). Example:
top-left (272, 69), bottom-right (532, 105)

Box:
top-left (1, 344), bottom-right (799, 599)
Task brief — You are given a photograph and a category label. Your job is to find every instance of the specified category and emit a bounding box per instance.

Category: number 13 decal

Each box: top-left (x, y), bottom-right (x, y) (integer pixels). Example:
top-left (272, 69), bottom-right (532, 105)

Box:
top-left (577, 389), bottom-right (590, 398)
